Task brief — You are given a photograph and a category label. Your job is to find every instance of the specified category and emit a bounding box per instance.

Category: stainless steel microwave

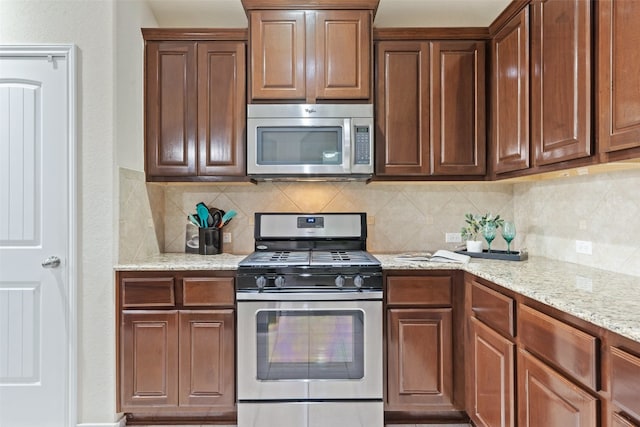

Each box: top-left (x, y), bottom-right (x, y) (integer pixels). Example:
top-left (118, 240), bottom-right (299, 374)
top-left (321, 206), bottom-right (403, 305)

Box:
top-left (247, 104), bottom-right (374, 179)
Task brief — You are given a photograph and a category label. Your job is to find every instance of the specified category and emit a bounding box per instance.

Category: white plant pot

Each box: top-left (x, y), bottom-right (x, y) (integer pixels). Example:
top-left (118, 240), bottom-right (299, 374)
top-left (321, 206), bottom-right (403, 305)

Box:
top-left (466, 240), bottom-right (483, 253)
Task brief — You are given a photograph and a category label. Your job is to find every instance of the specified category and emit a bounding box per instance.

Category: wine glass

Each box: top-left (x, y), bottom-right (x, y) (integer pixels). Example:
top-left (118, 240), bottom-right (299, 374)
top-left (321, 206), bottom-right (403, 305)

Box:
top-left (502, 221), bottom-right (516, 254)
top-left (483, 223), bottom-right (497, 253)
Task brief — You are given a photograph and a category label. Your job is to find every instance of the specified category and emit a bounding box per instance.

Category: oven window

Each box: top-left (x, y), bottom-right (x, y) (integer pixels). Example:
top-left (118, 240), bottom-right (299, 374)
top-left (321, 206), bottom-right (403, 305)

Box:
top-left (256, 310), bottom-right (364, 380)
top-left (256, 127), bottom-right (343, 165)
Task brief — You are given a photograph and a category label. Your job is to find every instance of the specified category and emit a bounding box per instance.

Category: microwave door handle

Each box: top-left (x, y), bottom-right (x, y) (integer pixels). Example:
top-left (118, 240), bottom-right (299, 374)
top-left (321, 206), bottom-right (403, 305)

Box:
top-left (344, 118), bottom-right (352, 172)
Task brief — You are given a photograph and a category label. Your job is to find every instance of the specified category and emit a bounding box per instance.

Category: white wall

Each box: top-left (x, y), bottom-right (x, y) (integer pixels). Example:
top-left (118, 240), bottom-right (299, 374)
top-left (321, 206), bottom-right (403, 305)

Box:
top-left (0, 0), bottom-right (152, 424)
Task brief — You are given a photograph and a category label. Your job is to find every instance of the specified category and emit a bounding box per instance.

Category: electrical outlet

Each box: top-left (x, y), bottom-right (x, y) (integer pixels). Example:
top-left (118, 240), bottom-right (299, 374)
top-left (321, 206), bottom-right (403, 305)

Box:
top-left (367, 215), bottom-right (375, 225)
top-left (576, 240), bottom-right (592, 255)
top-left (579, 220), bottom-right (587, 230)
top-left (424, 215), bottom-right (434, 225)
top-left (223, 232), bottom-right (232, 243)
top-left (445, 232), bottom-right (462, 243)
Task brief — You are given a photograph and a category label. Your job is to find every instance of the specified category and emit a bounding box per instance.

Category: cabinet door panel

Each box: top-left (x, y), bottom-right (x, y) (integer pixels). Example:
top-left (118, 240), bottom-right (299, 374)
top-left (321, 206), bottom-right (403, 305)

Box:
top-left (468, 317), bottom-right (515, 427)
top-left (492, 7), bottom-right (530, 174)
top-left (610, 346), bottom-right (640, 422)
top-left (197, 41), bottom-right (246, 176)
top-left (375, 41), bottom-right (430, 176)
top-left (250, 10), bottom-right (306, 100)
top-left (432, 41), bottom-right (486, 175)
top-left (146, 42), bottom-right (197, 176)
top-left (121, 311), bottom-right (179, 409)
top-left (531, 0), bottom-right (591, 165)
top-left (598, 0), bottom-right (640, 152)
top-left (386, 308), bottom-right (453, 410)
top-left (518, 350), bottom-right (597, 427)
top-left (179, 310), bottom-right (235, 408)
top-left (315, 10), bottom-right (371, 100)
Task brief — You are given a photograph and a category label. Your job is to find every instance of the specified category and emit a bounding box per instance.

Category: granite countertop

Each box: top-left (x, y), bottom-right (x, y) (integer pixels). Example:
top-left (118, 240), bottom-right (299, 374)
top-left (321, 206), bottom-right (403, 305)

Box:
top-left (115, 253), bottom-right (640, 343)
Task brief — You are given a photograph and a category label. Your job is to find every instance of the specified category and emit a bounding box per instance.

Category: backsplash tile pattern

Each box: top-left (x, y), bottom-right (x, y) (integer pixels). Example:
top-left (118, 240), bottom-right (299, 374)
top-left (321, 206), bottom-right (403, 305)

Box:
top-left (118, 166), bottom-right (640, 278)
top-left (118, 168), bottom-right (163, 262)
top-left (514, 167), bottom-right (640, 277)
top-left (162, 181), bottom-right (515, 255)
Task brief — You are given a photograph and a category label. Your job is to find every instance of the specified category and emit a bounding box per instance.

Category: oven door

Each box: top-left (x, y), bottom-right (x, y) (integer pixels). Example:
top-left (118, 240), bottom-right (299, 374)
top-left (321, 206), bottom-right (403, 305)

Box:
top-left (236, 292), bottom-right (383, 401)
top-left (247, 118), bottom-right (351, 175)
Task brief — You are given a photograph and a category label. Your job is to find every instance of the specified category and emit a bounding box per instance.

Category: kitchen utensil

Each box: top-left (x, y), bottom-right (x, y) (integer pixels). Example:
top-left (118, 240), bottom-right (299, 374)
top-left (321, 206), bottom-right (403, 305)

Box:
top-left (187, 214), bottom-right (200, 228)
top-left (208, 208), bottom-right (224, 228)
top-left (218, 209), bottom-right (237, 228)
top-left (196, 203), bottom-right (210, 228)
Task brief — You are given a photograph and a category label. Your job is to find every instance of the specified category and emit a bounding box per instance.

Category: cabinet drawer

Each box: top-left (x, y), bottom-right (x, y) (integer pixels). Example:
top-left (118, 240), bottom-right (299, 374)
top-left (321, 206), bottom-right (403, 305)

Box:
top-left (182, 277), bottom-right (234, 307)
top-left (122, 277), bottom-right (176, 308)
top-left (612, 413), bottom-right (639, 427)
top-left (518, 304), bottom-right (598, 390)
top-left (611, 347), bottom-right (640, 421)
top-left (386, 276), bottom-right (452, 306)
top-left (471, 281), bottom-right (515, 337)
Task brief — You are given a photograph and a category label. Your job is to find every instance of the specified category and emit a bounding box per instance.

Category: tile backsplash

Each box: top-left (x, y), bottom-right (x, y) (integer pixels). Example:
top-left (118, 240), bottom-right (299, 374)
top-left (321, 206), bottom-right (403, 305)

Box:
top-left (514, 167), bottom-right (640, 277)
top-left (118, 166), bottom-right (640, 278)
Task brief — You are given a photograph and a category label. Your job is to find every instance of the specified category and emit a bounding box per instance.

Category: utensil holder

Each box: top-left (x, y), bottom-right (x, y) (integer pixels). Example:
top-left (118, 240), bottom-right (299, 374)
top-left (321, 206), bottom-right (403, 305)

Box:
top-left (198, 227), bottom-right (222, 255)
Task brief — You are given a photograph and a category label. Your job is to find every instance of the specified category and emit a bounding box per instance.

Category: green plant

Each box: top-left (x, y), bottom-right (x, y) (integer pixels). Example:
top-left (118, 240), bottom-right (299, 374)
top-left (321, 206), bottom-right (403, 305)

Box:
top-left (461, 213), bottom-right (504, 241)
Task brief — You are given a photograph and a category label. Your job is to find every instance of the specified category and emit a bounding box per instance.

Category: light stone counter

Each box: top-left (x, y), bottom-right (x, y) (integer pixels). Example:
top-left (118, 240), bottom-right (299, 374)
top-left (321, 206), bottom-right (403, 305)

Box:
top-left (378, 254), bottom-right (640, 343)
top-left (115, 253), bottom-right (640, 343)
top-left (114, 253), bottom-right (247, 271)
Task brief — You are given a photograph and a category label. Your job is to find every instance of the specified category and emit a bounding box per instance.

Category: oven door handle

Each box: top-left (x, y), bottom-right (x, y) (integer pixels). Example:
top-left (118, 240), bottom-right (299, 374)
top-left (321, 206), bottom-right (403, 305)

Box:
top-left (236, 291), bottom-right (383, 301)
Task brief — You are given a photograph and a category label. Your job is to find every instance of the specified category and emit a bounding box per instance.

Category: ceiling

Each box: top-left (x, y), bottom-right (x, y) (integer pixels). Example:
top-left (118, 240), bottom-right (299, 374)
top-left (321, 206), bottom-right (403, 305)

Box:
top-left (146, 0), bottom-right (512, 28)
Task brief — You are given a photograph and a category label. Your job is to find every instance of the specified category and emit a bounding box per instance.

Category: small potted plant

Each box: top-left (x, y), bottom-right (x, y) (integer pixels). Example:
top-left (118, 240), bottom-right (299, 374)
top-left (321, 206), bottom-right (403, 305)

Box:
top-left (461, 213), bottom-right (504, 253)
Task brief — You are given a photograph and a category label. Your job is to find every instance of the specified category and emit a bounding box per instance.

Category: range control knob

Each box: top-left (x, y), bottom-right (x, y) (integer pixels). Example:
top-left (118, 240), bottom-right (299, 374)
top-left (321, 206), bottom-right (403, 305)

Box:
top-left (275, 276), bottom-right (286, 288)
top-left (335, 275), bottom-right (345, 288)
top-left (354, 275), bottom-right (364, 288)
top-left (256, 276), bottom-right (267, 289)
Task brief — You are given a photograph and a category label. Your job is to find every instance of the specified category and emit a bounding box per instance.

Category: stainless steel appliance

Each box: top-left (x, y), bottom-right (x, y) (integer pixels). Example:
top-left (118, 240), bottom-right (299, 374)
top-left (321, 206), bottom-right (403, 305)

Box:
top-left (246, 104), bottom-right (374, 179)
top-left (236, 212), bottom-right (383, 427)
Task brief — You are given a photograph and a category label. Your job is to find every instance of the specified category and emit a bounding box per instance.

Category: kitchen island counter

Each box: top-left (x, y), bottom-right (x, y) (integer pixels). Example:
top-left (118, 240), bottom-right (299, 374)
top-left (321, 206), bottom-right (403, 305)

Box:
top-left (116, 253), bottom-right (640, 342)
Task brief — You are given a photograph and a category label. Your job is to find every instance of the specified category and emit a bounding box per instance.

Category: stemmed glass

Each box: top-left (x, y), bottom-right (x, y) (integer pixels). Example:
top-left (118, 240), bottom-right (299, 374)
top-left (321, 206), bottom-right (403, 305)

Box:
top-left (482, 223), bottom-right (497, 253)
top-left (502, 221), bottom-right (516, 254)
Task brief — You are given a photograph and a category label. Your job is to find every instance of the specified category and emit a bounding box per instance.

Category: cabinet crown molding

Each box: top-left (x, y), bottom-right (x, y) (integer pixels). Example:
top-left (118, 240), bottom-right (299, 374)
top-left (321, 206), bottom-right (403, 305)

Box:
top-left (142, 28), bottom-right (248, 41)
top-left (241, 0), bottom-right (379, 16)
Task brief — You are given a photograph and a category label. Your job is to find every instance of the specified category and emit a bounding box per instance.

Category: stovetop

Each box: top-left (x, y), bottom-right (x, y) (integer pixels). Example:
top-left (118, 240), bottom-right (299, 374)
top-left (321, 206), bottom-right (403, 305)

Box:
top-left (239, 250), bottom-right (381, 268)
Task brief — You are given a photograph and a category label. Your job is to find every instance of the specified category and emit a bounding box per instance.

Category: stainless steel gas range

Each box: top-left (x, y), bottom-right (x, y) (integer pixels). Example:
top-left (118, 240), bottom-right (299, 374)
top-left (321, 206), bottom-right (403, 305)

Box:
top-left (236, 212), bottom-right (383, 427)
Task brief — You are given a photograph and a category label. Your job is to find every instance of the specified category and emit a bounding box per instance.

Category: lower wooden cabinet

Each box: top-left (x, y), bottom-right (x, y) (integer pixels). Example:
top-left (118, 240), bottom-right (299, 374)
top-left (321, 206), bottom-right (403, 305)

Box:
top-left (385, 273), bottom-right (463, 416)
top-left (121, 311), bottom-right (179, 408)
top-left (467, 316), bottom-right (515, 427)
top-left (387, 307), bottom-right (453, 410)
top-left (117, 271), bottom-right (235, 418)
top-left (518, 349), bottom-right (597, 427)
top-left (610, 346), bottom-right (640, 426)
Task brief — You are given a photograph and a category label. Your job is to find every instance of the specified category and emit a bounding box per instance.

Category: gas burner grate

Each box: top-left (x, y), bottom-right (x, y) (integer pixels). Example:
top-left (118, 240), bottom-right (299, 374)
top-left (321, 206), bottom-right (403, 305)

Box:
top-left (329, 251), bottom-right (351, 261)
top-left (310, 250), bottom-right (379, 266)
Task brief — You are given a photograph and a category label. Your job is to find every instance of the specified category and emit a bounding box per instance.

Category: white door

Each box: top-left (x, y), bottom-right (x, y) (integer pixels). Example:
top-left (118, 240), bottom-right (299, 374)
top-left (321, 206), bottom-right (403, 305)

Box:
top-left (0, 46), bottom-right (76, 427)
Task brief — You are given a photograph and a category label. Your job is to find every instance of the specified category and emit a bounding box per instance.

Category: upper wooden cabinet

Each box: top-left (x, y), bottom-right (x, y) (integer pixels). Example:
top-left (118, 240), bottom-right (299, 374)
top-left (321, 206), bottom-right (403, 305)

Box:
top-left (143, 30), bottom-right (247, 181)
top-left (248, 9), bottom-right (372, 103)
top-left (431, 41), bottom-right (486, 176)
top-left (598, 0), bottom-right (640, 155)
top-left (491, 7), bottom-right (530, 175)
top-left (376, 39), bottom-right (486, 178)
top-left (530, 0), bottom-right (592, 166)
top-left (375, 41), bottom-right (430, 176)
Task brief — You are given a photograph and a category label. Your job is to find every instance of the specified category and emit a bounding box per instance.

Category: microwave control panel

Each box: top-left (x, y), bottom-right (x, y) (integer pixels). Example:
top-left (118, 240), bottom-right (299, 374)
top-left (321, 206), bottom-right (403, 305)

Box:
top-left (354, 126), bottom-right (371, 164)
